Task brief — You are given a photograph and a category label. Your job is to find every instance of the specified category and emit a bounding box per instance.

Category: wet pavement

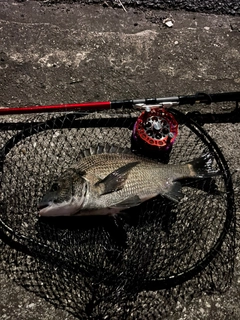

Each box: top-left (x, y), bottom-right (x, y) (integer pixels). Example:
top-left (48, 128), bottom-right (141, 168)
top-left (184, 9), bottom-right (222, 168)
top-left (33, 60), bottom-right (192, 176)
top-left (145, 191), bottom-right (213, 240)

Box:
top-left (0, 0), bottom-right (240, 319)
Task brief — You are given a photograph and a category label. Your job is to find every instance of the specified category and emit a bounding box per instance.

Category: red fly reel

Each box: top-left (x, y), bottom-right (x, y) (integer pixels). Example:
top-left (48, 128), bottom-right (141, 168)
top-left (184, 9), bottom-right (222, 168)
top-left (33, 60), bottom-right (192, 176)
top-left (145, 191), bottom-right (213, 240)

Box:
top-left (132, 107), bottom-right (178, 157)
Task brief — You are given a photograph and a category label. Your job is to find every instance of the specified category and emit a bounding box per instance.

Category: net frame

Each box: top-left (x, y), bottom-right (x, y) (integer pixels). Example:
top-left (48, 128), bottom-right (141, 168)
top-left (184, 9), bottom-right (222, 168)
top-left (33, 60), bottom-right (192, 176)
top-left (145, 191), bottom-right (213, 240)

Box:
top-left (0, 109), bottom-right (236, 319)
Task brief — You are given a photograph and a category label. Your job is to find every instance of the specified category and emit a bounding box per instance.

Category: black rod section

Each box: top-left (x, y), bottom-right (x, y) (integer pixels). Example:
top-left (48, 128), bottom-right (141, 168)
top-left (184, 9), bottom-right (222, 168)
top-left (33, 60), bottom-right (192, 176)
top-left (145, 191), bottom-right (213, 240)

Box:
top-left (111, 97), bottom-right (180, 108)
top-left (179, 91), bottom-right (240, 105)
top-left (111, 92), bottom-right (240, 108)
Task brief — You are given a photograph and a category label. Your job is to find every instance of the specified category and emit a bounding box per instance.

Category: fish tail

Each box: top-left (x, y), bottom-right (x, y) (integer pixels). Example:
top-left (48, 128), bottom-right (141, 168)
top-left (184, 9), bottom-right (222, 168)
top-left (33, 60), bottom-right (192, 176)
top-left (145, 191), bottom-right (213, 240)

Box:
top-left (188, 153), bottom-right (220, 178)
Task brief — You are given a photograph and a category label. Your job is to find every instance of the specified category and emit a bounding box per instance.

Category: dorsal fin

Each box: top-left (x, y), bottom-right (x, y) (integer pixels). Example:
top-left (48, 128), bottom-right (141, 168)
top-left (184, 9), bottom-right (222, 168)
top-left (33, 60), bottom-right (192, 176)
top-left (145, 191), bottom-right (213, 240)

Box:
top-left (77, 143), bottom-right (132, 160)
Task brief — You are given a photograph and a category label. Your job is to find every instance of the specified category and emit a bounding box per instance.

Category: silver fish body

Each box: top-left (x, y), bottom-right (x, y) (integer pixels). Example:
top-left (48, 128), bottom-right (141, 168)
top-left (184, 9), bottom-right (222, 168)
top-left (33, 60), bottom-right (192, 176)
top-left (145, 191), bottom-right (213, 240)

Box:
top-left (38, 145), bottom-right (219, 217)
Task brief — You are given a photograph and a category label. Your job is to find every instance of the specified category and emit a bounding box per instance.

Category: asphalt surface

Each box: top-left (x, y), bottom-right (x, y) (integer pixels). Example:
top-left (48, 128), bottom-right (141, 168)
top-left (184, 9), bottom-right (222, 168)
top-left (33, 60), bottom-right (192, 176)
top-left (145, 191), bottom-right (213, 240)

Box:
top-left (0, 0), bottom-right (240, 319)
top-left (39, 0), bottom-right (240, 16)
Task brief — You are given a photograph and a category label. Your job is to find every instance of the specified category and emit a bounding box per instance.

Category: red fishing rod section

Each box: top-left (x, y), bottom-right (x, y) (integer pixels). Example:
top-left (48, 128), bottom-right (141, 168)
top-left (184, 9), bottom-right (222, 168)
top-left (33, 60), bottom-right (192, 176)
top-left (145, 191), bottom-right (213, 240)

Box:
top-left (0, 101), bottom-right (111, 115)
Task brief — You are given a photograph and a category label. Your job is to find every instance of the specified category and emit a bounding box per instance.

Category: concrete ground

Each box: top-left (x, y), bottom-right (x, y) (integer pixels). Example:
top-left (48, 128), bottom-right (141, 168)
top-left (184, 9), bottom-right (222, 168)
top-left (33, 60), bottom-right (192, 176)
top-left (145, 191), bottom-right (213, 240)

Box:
top-left (0, 1), bottom-right (240, 319)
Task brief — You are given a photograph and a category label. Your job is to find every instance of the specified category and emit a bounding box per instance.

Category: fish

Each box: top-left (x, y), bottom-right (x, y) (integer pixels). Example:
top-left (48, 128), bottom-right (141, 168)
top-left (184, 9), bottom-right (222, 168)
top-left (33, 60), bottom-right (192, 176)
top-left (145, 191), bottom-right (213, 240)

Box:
top-left (38, 144), bottom-right (219, 217)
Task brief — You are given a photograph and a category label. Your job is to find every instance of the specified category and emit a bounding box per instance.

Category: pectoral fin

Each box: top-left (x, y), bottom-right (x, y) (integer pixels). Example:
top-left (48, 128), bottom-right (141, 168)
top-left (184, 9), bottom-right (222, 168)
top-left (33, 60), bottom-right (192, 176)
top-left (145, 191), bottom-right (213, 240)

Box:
top-left (95, 161), bottom-right (140, 195)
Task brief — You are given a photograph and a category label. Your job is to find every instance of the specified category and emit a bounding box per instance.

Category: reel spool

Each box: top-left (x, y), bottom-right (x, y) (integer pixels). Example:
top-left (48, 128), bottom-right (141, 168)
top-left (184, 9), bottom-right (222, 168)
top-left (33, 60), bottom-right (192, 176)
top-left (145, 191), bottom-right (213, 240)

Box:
top-left (132, 106), bottom-right (178, 159)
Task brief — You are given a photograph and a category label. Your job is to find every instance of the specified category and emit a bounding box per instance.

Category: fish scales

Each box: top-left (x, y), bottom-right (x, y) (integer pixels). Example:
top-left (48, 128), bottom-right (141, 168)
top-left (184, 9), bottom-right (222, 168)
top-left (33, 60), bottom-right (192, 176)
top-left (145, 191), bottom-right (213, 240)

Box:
top-left (74, 153), bottom-right (191, 189)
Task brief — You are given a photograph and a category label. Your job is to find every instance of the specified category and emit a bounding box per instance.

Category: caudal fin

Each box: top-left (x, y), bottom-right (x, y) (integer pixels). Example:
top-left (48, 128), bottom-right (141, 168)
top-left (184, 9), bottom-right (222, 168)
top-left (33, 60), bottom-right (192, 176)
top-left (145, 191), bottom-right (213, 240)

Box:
top-left (165, 153), bottom-right (220, 203)
top-left (189, 153), bottom-right (220, 178)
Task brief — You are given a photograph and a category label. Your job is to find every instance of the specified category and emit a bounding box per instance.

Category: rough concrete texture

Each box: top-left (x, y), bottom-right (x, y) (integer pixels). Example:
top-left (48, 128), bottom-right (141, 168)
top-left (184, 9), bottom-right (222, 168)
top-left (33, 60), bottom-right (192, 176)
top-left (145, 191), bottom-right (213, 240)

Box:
top-left (35, 0), bottom-right (240, 16)
top-left (0, 0), bottom-right (240, 319)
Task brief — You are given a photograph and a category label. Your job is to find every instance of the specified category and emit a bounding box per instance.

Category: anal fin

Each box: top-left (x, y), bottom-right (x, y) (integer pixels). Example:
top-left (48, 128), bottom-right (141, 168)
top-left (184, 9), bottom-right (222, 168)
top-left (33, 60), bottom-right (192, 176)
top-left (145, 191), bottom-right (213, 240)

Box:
top-left (112, 195), bottom-right (142, 208)
top-left (164, 182), bottom-right (184, 203)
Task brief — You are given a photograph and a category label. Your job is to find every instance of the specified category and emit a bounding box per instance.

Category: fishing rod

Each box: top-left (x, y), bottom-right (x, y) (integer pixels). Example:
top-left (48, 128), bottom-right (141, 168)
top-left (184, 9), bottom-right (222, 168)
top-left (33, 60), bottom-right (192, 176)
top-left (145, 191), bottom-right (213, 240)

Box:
top-left (0, 90), bottom-right (239, 156)
top-left (0, 91), bottom-right (239, 115)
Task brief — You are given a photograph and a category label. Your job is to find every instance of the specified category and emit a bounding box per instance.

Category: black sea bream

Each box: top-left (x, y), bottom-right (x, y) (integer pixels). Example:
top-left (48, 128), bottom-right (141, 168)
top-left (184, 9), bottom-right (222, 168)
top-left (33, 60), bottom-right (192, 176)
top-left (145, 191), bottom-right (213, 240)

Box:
top-left (38, 145), bottom-right (219, 217)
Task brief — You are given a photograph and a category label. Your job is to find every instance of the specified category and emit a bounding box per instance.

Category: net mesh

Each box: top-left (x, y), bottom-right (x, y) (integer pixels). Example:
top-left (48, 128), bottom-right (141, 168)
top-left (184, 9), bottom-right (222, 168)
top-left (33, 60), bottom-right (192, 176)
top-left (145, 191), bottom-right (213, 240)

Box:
top-left (0, 109), bottom-right (236, 319)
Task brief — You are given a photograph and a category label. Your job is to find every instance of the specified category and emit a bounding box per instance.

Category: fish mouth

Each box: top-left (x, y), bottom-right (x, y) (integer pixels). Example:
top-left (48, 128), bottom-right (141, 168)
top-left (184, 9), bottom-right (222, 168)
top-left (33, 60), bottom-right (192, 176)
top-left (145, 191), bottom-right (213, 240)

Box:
top-left (38, 201), bottom-right (56, 217)
top-left (37, 201), bottom-right (50, 211)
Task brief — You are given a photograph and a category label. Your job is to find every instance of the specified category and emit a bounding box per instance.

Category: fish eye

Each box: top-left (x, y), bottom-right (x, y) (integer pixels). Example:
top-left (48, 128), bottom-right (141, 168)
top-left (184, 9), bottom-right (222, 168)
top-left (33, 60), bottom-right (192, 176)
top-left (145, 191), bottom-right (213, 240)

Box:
top-left (51, 182), bottom-right (59, 192)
